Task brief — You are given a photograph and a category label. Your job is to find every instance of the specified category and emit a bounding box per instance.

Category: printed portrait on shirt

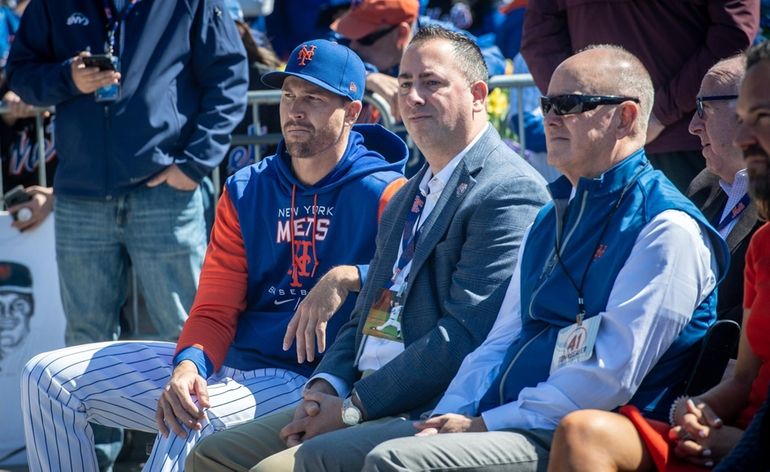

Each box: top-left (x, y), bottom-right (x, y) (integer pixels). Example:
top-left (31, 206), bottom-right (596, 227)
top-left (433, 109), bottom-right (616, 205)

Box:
top-left (0, 261), bottom-right (34, 364)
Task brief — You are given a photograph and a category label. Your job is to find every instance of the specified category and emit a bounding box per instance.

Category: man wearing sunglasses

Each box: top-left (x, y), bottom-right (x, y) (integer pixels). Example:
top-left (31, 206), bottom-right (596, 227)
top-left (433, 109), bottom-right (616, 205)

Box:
top-left (687, 55), bottom-right (761, 326)
top-left (330, 0), bottom-right (505, 124)
top-left (360, 45), bottom-right (728, 471)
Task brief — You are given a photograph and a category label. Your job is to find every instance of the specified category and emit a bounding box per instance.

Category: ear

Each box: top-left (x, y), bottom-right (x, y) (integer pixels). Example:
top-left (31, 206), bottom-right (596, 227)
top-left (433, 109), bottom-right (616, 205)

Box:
top-left (470, 80), bottom-right (488, 113)
top-left (344, 100), bottom-right (363, 125)
top-left (616, 101), bottom-right (639, 139)
top-left (395, 22), bottom-right (412, 49)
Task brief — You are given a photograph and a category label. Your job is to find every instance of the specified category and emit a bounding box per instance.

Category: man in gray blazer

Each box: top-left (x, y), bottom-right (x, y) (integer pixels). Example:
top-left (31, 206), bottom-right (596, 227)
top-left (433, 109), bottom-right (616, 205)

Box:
top-left (686, 55), bottom-right (761, 326)
top-left (185, 25), bottom-right (549, 472)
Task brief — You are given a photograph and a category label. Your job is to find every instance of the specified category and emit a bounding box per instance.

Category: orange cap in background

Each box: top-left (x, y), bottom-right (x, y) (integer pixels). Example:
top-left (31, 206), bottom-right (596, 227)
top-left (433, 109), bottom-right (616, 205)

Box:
top-left (499, 0), bottom-right (528, 14)
top-left (331, 0), bottom-right (419, 40)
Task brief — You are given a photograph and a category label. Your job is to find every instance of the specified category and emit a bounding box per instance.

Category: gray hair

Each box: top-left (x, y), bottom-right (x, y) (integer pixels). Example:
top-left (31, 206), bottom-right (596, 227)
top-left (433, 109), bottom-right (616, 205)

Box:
top-left (704, 55), bottom-right (746, 91)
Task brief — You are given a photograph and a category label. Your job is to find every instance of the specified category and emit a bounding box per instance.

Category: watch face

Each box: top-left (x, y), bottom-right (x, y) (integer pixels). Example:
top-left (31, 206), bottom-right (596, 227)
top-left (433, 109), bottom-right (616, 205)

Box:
top-left (341, 399), bottom-right (361, 425)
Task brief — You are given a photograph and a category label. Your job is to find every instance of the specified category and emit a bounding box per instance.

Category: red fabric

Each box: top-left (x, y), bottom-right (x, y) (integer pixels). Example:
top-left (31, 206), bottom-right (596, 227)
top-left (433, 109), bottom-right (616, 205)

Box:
top-left (620, 405), bottom-right (670, 472)
top-left (175, 188), bottom-right (248, 371)
top-left (738, 222), bottom-right (770, 428)
top-left (619, 406), bottom-right (710, 472)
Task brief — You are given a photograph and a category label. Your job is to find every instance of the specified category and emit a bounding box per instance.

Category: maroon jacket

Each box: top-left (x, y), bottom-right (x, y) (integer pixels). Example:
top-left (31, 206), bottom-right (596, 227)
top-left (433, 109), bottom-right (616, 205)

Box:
top-left (521, 0), bottom-right (759, 154)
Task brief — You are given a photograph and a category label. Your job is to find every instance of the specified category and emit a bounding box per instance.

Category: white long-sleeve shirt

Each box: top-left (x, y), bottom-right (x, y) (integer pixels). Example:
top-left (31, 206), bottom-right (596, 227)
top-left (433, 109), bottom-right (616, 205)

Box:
top-left (433, 209), bottom-right (718, 431)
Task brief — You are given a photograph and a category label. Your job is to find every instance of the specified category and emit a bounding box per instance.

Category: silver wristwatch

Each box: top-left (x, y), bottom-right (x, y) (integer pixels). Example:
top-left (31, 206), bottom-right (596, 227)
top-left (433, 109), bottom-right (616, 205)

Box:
top-left (341, 393), bottom-right (362, 426)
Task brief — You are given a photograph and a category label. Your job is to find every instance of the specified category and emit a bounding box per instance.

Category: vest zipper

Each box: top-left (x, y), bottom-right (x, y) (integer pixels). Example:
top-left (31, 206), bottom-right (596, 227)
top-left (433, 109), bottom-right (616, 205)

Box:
top-left (528, 191), bottom-right (589, 320)
top-left (498, 325), bottom-right (549, 403)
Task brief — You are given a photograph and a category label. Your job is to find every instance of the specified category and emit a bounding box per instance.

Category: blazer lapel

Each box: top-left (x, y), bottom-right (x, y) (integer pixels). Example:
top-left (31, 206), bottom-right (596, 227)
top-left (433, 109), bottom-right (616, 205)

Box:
top-left (406, 126), bottom-right (500, 281)
top-left (726, 201), bottom-right (759, 251)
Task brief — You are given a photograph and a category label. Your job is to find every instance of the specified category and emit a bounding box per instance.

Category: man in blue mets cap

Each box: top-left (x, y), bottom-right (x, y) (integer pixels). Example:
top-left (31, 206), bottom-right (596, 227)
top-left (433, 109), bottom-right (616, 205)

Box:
top-left (262, 39), bottom-right (366, 101)
top-left (19, 39), bottom-right (407, 472)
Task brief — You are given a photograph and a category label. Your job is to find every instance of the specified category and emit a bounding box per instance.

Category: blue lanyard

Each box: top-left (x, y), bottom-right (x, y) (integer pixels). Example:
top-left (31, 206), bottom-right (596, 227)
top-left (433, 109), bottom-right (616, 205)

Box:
top-left (554, 162), bottom-right (647, 323)
top-left (101, 0), bottom-right (143, 55)
top-left (392, 190), bottom-right (426, 285)
top-left (714, 193), bottom-right (750, 232)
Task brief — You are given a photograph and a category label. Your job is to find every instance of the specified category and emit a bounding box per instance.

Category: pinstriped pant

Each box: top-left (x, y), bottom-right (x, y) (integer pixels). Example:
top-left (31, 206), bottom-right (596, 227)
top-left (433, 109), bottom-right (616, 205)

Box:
top-left (21, 341), bottom-right (307, 472)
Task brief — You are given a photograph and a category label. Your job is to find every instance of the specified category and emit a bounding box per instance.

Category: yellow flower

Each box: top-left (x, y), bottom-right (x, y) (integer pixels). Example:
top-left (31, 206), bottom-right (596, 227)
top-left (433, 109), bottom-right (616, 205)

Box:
top-left (487, 88), bottom-right (509, 120)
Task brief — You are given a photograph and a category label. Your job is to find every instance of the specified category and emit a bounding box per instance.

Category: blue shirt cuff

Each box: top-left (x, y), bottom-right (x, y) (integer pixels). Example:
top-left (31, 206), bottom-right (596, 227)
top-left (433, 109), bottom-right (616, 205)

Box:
top-left (173, 346), bottom-right (214, 379)
top-left (356, 264), bottom-right (368, 286)
top-left (307, 373), bottom-right (350, 398)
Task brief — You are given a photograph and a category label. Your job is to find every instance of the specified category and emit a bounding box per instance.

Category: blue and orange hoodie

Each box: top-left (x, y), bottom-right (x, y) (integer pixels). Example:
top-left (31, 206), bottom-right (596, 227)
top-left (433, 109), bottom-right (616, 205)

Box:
top-left (175, 124), bottom-right (407, 378)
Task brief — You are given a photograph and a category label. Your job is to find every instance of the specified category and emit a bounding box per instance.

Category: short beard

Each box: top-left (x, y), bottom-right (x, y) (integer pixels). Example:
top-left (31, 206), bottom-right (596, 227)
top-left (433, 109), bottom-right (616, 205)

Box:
top-left (748, 167), bottom-right (770, 220)
top-left (285, 140), bottom-right (314, 159)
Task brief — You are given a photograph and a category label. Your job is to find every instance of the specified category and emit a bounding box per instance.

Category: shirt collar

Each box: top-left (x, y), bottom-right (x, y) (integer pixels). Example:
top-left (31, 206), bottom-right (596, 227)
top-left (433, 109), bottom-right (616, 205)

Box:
top-left (719, 168), bottom-right (748, 197)
top-left (420, 124), bottom-right (489, 196)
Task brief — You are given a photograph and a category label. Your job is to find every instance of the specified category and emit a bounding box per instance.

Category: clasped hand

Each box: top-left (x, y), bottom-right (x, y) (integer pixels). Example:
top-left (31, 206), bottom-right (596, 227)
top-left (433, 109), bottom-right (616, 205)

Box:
top-left (279, 389), bottom-right (346, 447)
top-left (669, 398), bottom-right (741, 466)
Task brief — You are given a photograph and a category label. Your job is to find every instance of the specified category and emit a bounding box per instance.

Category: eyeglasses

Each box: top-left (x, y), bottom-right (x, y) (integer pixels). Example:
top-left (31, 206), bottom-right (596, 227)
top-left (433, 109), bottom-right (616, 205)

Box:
top-left (695, 95), bottom-right (738, 119)
top-left (354, 24), bottom-right (398, 46)
top-left (540, 94), bottom-right (640, 116)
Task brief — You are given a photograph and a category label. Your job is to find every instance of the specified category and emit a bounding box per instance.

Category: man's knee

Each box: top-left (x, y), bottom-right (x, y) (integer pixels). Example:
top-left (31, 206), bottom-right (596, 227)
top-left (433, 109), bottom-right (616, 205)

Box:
top-left (293, 438), bottom-right (335, 471)
top-left (185, 434), bottom-right (218, 472)
top-left (22, 352), bottom-right (47, 386)
top-left (362, 443), bottom-right (400, 472)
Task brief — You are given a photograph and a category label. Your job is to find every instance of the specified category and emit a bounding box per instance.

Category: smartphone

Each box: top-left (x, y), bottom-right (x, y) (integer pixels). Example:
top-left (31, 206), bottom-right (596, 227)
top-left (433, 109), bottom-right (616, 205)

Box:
top-left (82, 54), bottom-right (116, 71)
top-left (2, 185), bottom-right (32, 221)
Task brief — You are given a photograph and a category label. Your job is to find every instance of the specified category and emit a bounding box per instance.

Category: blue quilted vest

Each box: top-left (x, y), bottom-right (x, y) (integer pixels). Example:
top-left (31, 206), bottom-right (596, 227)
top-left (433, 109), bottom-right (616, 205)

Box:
top-left (477, 150), bottom-right (729, 420)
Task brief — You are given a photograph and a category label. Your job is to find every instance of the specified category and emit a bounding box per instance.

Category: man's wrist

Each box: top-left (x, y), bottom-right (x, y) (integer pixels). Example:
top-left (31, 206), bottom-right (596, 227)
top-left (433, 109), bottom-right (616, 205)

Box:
top-left (306, 378), bottom-right (337, 396)
top-left (175, 359), bottom-right (199, 374)
top-left (350, 389), bottom-right (367, 421)
top-left (469, 415), bottom-right (488, 432)
top-left (329, 265), bottom-right (361, 293)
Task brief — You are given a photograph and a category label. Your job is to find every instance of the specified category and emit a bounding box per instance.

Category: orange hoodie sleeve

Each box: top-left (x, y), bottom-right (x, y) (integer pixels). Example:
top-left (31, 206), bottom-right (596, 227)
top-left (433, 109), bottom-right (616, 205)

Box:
top-left (378, 177), bottom-right (407, 221)
top-left (175, 187), bottom-right (248, 372)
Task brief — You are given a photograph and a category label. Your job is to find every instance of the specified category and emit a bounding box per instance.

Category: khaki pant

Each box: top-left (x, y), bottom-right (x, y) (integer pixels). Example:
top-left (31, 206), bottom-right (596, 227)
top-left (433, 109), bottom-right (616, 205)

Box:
top-left (185, 407), bottom-right (416, 472)
top-left (364, 428), bottom-right (554, 471)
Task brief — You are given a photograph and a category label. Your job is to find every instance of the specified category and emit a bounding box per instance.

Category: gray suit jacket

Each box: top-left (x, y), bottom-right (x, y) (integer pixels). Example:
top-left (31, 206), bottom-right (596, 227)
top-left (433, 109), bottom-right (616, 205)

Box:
top-left (314, 126), bottom-right (550, 419)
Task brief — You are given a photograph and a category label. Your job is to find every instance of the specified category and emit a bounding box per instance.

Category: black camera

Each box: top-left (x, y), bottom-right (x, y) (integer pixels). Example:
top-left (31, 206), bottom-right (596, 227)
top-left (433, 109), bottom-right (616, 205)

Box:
top-left (3, 185), bottom-right (32, 221)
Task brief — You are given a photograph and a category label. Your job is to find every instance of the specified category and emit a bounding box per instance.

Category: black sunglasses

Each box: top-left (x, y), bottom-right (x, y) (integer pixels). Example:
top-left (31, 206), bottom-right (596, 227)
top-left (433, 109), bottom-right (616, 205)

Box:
top-left (354, 24), bottom-right (398, 46)
top-left (540, 94), bottom-right (640, 116)
top-left (695, 95), bottom-right (738, 119)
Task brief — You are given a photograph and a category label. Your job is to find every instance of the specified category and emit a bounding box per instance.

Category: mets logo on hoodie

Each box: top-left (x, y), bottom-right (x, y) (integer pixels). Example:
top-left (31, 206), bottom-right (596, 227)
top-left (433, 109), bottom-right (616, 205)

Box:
top-left (276, 201), bottom-right (334, 288)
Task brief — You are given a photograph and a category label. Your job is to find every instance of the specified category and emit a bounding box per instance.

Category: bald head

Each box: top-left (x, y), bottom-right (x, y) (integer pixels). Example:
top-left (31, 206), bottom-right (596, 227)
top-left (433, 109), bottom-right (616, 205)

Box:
top-left (703, 55), bottom-right (746, 91)
top-left (554, 45), bottom-right (654, 138)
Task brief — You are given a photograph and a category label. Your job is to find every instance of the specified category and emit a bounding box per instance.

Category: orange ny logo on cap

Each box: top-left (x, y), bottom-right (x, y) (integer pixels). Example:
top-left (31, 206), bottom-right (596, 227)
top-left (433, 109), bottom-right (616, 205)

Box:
top-left (297, 45), bottom-right (317, 66)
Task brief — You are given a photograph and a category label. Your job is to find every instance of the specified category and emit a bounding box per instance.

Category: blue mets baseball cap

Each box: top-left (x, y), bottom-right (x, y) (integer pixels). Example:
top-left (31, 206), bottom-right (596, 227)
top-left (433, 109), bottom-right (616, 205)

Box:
top-left (261, 39), bottom-right (366, 101)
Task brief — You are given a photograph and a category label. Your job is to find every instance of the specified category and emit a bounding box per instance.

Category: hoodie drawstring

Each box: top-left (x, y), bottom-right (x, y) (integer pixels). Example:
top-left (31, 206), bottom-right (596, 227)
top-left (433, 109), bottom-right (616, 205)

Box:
top-left (289, 184), bottom-right (320, 282)
top-left (311, 193), bottom-right (319, 277)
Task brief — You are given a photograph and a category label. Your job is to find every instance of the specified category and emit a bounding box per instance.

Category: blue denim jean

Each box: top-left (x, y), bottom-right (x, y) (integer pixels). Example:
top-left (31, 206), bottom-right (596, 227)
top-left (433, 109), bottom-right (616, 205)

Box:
top-left (54, 183), bottom-right (207, 345)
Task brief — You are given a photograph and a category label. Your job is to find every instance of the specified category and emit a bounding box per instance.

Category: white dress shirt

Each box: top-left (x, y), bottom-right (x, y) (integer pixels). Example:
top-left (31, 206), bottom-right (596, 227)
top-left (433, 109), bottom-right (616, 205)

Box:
top-left (717, 168), bottom-right (749, 239)
top-left (432, 209), bottom-right (718, 431)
